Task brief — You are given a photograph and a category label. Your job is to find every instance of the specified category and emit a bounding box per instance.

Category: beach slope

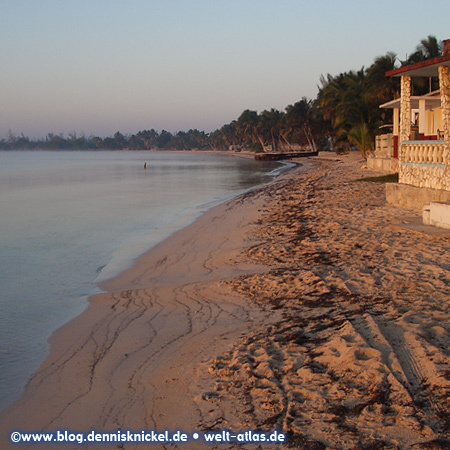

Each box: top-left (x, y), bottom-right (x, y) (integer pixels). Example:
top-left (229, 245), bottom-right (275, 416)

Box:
top-left (0, 170), bottom-right (276, 449)
top-left (2, 153), bottom-right (450, 449)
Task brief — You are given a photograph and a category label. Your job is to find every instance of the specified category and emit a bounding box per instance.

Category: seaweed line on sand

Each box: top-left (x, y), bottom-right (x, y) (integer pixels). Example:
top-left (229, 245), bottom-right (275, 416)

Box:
top-left (197, 155), bottom-right (450, 450)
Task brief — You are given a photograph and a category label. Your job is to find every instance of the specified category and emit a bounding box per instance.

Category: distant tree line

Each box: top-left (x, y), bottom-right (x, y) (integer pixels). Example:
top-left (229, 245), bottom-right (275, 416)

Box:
top-left (0, 129), bottom-right (210, 151)
top-left (1, 36), bottom-right (443, 157)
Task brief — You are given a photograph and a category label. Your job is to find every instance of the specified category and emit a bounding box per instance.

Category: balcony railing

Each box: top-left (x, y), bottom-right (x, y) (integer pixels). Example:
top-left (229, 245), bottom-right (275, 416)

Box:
top-left (401, 140), bottom-right (445, 165)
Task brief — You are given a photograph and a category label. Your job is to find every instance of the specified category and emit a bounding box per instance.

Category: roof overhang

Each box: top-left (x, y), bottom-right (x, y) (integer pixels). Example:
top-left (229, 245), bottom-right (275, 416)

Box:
top-left (386, 54), bottom-right (450, 77)
top-left (380, 95), bottom-right (442, 109)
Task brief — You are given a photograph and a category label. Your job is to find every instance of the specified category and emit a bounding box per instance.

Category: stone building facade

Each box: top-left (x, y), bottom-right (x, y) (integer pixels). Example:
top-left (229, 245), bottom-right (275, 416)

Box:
top-left (385, 39), bottom-right (450, 209)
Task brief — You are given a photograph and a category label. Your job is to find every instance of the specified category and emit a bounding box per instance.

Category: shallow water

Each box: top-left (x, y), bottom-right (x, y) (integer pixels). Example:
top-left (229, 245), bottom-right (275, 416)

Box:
top-left (0, 150), bottom-right (283, 411)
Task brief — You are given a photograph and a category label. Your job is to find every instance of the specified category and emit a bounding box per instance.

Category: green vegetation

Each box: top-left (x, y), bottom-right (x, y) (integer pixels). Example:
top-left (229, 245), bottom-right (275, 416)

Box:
top-left (1, 36), bottom-right (444, 154)
top-left (354, 173), bottom-right (399, 183)
top-left (0, 129), bottom-right (210, 152)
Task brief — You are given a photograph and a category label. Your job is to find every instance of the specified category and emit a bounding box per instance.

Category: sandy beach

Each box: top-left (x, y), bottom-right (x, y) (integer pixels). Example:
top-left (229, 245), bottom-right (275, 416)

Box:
top-left (2, 152), bottom-right (450, 450)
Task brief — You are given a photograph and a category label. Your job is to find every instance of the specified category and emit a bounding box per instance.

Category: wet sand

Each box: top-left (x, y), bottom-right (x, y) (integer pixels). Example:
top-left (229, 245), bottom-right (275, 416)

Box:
top-left (2, 152), bottom-right (450, 449)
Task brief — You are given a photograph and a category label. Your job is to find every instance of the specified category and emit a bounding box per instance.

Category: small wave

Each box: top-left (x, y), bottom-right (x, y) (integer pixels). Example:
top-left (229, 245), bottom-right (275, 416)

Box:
top-left (96, 264), bottom-right (106, 275)
top-left (268, 161), bottom-right (298, 177)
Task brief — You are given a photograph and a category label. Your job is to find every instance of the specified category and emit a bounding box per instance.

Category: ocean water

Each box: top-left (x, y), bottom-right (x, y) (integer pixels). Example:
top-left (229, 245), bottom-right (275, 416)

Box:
top-left (0, 150), bottom-right (284, 411)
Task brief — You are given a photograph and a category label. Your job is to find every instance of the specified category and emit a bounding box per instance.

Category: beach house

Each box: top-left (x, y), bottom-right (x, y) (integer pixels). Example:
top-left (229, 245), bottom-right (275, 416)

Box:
top-left (380, 39), bottom-right (450, 228)
top-left (369, 90), bottom-right (443, 173)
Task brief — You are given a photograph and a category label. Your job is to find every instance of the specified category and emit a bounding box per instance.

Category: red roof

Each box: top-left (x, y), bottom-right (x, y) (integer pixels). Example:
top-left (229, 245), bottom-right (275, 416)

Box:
top-left (386, 53), bottom-right (450, 77)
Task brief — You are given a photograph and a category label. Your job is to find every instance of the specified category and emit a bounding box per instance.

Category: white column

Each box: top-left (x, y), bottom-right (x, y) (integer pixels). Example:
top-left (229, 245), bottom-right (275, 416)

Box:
top-left (419, 99), bottom-right (427, 136)
top-left (393, 107), bottom-right (399, 136)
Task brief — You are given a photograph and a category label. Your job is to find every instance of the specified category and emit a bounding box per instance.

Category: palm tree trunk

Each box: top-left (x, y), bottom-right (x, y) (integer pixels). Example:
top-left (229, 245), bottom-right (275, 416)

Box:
top-left (281, 133), bottom-right (293, 151)
top-left (256, 134), bottom-right (266, 152)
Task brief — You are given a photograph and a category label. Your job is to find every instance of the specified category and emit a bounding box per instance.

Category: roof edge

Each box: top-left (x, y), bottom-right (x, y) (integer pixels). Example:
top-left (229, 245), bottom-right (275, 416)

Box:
top-left (386, 54), bottom-right (450, 77)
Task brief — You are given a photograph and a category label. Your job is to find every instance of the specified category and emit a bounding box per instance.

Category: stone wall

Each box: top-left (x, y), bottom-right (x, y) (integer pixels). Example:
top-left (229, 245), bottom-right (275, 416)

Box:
top-left (367, 157), bottom-right (398, 173)
top-left (399, 163), bottom-right (447, 190)
top-left (386, 182), bottom-right (450, 210)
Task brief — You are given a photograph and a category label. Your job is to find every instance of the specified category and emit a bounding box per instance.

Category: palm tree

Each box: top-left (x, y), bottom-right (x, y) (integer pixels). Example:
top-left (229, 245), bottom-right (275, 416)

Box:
top-left (316, 69), bottom-right (372, 151)
top-left (236, 110), bottom-right (260, 149)
top-left (316, 59), bottom-right (401, 153)
top-left (218, 122), bottom-right (239, 150)
top-left (405, 35), bottom-right (443, 94)
top-left (257, 109), bottom-right (284, 152)
top-left (366, 52), bottom-right (400, 104)
top-left (316, 72), bottom-right (348, 130)
top-left (348, 122), bottom-right (373, 159)
top-left (407, 35), bottom-right (442, 63)
top-left (284, 98), bottom-right (317, 151)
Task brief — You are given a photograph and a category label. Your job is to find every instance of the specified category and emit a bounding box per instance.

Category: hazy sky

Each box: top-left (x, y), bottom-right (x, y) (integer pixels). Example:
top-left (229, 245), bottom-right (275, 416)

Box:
top-left (1, 0), bottom-right (449, 139)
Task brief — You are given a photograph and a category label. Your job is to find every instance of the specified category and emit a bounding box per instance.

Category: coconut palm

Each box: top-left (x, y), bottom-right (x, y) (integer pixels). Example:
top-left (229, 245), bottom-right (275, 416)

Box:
top-left (257, 109), bottom-right (285, 152)
top-left (236, 110), bottom-right (260, 148)
top-left (208, 125), bottom-right (236, 150)
top-left (348, 122), bottom-right (373, 159)
top-left (316, 68), bottom-right (372, 150)
top-left (366, 52), bottom-right (400, 104)
top-left (405, 35), bottom-right (443, 94)
top-left (284, 98), bottom-right (317, 150)
top-left (407, 35), bottom-right (442, 63)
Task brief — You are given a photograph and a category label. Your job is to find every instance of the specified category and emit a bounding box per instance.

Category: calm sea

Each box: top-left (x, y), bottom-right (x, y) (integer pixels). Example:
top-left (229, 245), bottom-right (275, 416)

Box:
top-left (0, 150), bottom-right (284, 411)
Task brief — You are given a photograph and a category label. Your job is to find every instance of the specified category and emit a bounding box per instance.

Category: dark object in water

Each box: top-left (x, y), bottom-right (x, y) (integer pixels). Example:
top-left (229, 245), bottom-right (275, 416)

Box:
top-left (255, 151), bottom-right (318, 161)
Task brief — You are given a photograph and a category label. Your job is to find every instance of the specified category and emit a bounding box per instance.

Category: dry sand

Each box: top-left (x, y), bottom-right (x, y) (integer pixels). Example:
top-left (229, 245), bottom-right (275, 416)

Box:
top-left (1, 152), bottom-right (450, 449)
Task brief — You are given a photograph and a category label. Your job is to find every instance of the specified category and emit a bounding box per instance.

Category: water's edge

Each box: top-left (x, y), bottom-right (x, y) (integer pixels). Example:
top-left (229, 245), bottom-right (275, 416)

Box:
top-left (0, 151), bottom-right (295, 412)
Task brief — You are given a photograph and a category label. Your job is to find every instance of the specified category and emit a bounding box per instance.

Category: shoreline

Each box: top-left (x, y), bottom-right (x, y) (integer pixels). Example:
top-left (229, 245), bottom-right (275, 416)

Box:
top-left (97, 160), bottom-right (300, 294)
top-left (0, 149), bottom-right (283, 414)
top-left (2, 152), bottom-right (450, 449)
top-left (0, 158), bottom-right (302, 449)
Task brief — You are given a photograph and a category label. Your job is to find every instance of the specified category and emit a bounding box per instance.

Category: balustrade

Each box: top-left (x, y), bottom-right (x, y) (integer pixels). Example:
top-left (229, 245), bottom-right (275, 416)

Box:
top-left (401, 141), bottom-right (445, 165)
